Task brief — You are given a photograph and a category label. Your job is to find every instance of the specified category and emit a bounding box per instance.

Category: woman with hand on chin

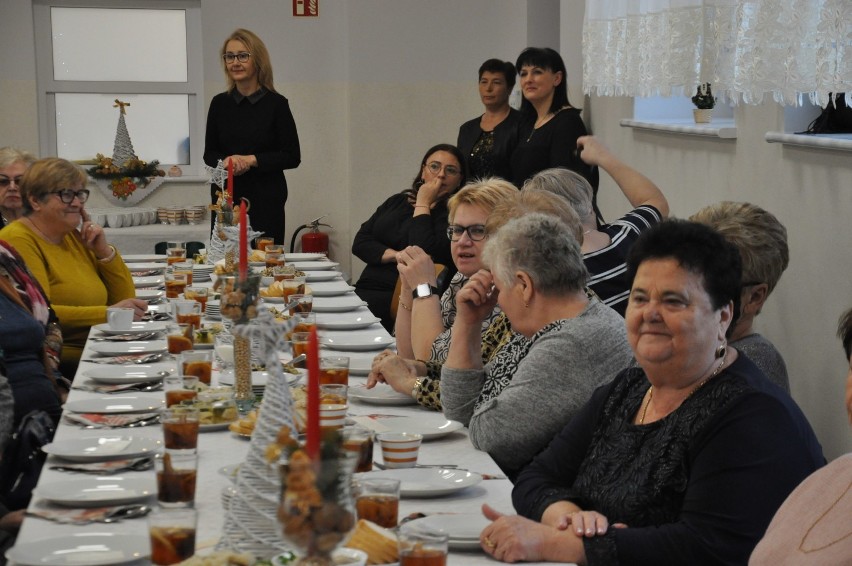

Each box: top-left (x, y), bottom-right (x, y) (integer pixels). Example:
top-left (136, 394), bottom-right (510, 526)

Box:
top-left (479, 220), bottom-right (823, 565)
top-left (204, 28), bottom-right (301, 245)
top-left (353, 144), bottom-right (466, 331)
top-left (0, 158), bottom-right (142, 377)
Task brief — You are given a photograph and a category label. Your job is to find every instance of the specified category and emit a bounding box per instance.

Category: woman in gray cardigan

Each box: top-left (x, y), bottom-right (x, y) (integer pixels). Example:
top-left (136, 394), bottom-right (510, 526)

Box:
top-left (441, 213), bottom-right (632, 479)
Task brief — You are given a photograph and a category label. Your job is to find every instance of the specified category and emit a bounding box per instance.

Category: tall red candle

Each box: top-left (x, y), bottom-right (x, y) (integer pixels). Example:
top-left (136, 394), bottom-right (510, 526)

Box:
top-left (305, 327), bottom-right (320, 460)
top-left (226, 159), bottom-right (234, 204)
top-left (238, 200), bottom-right (248, 280)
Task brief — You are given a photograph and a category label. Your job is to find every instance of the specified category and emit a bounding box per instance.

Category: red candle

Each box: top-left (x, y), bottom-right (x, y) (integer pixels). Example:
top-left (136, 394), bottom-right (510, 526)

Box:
top-left (238, 200), bottom-right (248, 280)
top-left (226, 159), bottom-right (234, 204)
top-left (306, 327), bottom-right (320, 460)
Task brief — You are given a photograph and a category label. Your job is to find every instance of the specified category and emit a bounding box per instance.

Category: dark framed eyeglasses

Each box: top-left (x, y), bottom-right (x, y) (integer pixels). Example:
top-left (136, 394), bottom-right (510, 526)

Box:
top-left (52, 189), bottom-right (90, 204)
top-left (426, 161), bottom-right (461, 177)
top-left (0, 176), bottom-right (23, 188)
top-left (447, 224), bottom-right (487, 242)
top-left (222, 52), bottom-right (251, 64)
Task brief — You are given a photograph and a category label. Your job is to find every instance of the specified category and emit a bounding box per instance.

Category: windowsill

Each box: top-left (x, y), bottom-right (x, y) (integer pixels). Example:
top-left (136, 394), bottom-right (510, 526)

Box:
top-left (764, 132), bottom-right (852, 152)
top-left (620, 118), bottom-right (737, 139)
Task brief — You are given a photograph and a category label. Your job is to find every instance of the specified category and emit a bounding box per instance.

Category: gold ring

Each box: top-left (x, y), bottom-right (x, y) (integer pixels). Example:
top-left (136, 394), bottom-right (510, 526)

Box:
top-left (484, 537), bottom-right (496, 549)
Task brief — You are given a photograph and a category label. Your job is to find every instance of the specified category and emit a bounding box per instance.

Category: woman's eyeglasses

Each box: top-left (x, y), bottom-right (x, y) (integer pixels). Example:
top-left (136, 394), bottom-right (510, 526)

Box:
top-left (447, 224), bottom-right (487, 242)
top-left (52, 189), bottom-right (90, 204)
top-left (426, 161), bottom-right (461, 177)
top-left (0, 176), bottom-right (23, 188)
top-left (222, 52), bottom-right (251, 64)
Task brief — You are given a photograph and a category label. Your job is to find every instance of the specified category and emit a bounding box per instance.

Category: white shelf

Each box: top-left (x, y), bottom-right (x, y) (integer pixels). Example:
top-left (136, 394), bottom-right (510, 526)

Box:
top-left (620, 118), bottom-right (737, 139)
top-left (764, 132), bottom-right (852, 152)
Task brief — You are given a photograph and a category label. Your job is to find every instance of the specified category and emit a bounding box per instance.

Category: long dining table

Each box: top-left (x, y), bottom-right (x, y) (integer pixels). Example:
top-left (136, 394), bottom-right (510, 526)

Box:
top-left (7, 255), bottom-right (542, 566)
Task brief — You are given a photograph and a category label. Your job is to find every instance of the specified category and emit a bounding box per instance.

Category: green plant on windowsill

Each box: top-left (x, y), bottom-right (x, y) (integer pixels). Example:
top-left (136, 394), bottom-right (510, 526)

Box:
top-left (691, 83), bottom-right (716, 109)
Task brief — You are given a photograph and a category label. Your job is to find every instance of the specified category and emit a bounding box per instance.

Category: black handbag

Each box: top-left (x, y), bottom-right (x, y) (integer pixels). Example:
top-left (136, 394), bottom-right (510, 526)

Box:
top-left (0, 410), bottom-right (55, 510)
top-left (799, 93), bottom-right (852, 134)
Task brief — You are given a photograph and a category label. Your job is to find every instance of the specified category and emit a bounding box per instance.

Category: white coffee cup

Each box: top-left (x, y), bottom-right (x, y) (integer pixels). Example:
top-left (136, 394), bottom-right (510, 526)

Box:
top-left (106, 307), bottom-right (134, 330)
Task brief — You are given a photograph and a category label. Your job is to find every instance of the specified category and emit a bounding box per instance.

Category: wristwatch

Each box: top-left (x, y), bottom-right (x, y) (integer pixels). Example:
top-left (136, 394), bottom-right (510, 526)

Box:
top-left (412, 283), bottom-right (439, 300)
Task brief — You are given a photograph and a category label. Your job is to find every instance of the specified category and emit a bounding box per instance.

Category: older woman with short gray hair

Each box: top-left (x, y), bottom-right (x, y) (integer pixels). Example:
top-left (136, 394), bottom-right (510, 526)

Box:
top-left (441, 213), bottom-right (632, 480)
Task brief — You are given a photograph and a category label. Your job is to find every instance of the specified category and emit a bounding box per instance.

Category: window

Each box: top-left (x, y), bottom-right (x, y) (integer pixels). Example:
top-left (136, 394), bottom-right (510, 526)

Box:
top-left (33, 1), bottom-right (204, 173)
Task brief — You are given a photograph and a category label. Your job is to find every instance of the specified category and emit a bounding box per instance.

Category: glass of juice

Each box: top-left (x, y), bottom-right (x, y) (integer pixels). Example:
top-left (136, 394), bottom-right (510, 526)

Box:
top-left (179, 350), bottom-right (213, 385)
top-left (291, 332), bottom-right (311, 359)
top-left (282, 276), bottom-right (307, 303)
top-left (343, 425), bottom-right (374, 473)
top-left (148, 507), bottom-right (197, 565)
top-left (175, 300), bottom-right (202, 330)
top-left (161, 407), bottom-right (200, 453)
top-left (398, 528), bottom-right (448, 566)
top-left (184, 286), bottom-right (208, 313)
top-left (167, 323), bottom-right (194, 355)
top-left (166, 247), bottom-right (187, 266)
top-left (173, 262), bottom-right (194, 286)
top-left (164, 375), bottom-right (199, 407)
top-left (272, 264), bottom-right (296, 282)
top-left (165, 273), bottom-right (188, 299)
top-left (287, 294), bottom-right (313, 315)
top-left (255, 237), bottom-right (274, 251)
top-left (355, 478), bottom-right (400, 528)
top-left (292, 312), bottom-right (317, 334)
top-left (265, 250), bottom-right (283, 269)
top-left (320, 356), bottom-right (350, 386)
top-left (155, 452), bottom-right (197, 508)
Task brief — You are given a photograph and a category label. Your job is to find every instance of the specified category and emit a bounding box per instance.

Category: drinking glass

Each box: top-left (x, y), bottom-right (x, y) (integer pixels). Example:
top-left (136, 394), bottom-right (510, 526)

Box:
top-left (184, 286), bottom-right (208, 313)
top-left (179, 350), bottom-right (213, 385)
top-left (166, 323), bottom-right (194, 355)
top-left (174, 300), bottom-right (201, 330)
top-left (164, 375), bottom-right (199, 407)
top-left (354, 478), bottom-right (400, 528)
top-left (165, 273), bottom-right (188, 299)
top-left (162, 407), bottom-right (200, 453)
top-left (148, 508), bottom-right (197, 565)
top-left (214, 333), bottom-right (235, 370)
top-left (398, 527), bottom-right (448, 566)
top-left (155, 452), bottom-right (197, 507)
top-left (320, 356), bottom-right (350, 386)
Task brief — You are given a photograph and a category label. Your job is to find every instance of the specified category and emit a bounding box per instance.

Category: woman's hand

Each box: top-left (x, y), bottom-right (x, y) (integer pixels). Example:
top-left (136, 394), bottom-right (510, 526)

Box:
top-left (480, 504), bottom-right (584, 563)
top-left (576, 135), bottom-right (613, 168)
top-left (366, 350), bottom-right (397, 387)
top-left (367, 353), bottom-right (418, 395)
top-left (78, 209), bottom-right (111, 259)
top-left (414, 177), bottom-right (442, 208)
top-left (455, 269), bottom-right (498, 326)
top-left (225, 155), bottom-right (257, 175)
top-left (110, 298), bottom-right (149, 321)
top-left (396, 246), bottom-right (437, 290)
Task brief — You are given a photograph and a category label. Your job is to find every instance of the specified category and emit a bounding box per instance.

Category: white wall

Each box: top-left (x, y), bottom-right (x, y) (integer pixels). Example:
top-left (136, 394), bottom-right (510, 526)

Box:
top-left (1, 0), bottom-right (849, 459)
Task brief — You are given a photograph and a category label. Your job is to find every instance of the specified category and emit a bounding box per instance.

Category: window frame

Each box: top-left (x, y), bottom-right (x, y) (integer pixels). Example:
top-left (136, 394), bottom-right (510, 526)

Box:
top-left (33, 0), bottom-right (205, 174)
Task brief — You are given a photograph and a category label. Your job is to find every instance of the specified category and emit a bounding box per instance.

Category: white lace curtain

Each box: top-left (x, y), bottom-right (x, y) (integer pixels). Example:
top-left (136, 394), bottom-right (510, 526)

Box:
top-left (583, 0), bottom-right (852, 107)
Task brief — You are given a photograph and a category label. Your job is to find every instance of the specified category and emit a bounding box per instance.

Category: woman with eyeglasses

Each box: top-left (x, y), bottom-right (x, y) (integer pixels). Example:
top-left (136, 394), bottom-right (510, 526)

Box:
top-left (367, 179), bottom-right (516, 407)
top-left (509, 48), bottom-right (598, 194)
top-left (0, 147), bottom-right (36, 229)
top-left (0, 158), bottom-right (142, 377)
top-left (353, 144), bottom-right (466, 331)
top-left (204, 28), bottom-right (301, 245)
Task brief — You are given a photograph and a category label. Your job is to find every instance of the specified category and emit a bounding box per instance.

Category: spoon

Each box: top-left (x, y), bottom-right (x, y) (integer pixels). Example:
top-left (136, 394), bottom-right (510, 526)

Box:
top-left (100, 504), bottom-right (151, 523)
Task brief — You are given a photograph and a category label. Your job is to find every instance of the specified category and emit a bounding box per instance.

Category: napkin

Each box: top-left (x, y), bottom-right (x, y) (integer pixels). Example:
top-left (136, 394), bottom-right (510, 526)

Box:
top-left (50, 457), bottom-right (153, 474)
top-left (64, 412), bottom-right (160, 428)
top-left (28, 501), bottom-right (150, 525)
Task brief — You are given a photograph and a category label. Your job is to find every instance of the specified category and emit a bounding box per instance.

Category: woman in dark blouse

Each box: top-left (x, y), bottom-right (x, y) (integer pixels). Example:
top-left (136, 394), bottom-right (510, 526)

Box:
top-left (457, 59), bottom-right (523, 182)
top-left (509, 47), bottom-right (597, 192)
top-left (479, 220), bottom-right (823, 565)
top-left (352, 144), bottom-right (465, 331)
top-left (204, 28), bottom-right (300, 245)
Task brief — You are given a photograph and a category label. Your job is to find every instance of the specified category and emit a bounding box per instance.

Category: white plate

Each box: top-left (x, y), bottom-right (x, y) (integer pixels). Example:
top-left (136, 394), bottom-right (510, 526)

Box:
top-left (92, 322), bottom-right (167, 336)
top-left (6, 532), bottom-right (149, 565)
top-left (349, 384), bottom-right (417, 406)
top-left (321, 334), bottom-right (395, 352)
top-left (125, 262), bottom-right (166, 272)
top-left (316, 312), bottom-right (381, 331)
top-left (284, 252), bottom-right (326, 261)
top-left (309, 281), bottom-right (357, 297)
top-left (348, 356), bottom-right (373, 376)
top-left (123, 253), bottom-right (166, 263)
top-left (312, 296), bottom-right (368, 313)
top-left (132, 275), bottom-right (164, 288)
top-left (65, 396), bottom-right (164, 414)
top-left (34, 476), bottom-right (157, 507)
top-left (355, 413), bottom-right (463, 440)
top-left (135, 289), bottom-right (164, 300)
top-left (218, 370), bottom-right (301, 388)
top-left (260, 294), bottom-right (286, 304)
top-left (81, 366), bottom-right (169, 384)
top-left (357, 468), bottom-right (482, 498)
top-left (401, 513), bottom-right (491, 549)
top-left (89, 341), bottom-right (167, 356)
top-left (42, 436), bottom-right (161, 462)
top-left (200, 422), bottom-right (233, 432)
top-left (304, 270), bottom-right (343, 282)
top-left (292, 261), bottom-right (340, 271)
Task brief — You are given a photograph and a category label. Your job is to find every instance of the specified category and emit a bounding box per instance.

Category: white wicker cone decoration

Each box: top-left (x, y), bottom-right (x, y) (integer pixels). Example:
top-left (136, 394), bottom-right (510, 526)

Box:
top-left (217, 308), bottom-right (299, 556)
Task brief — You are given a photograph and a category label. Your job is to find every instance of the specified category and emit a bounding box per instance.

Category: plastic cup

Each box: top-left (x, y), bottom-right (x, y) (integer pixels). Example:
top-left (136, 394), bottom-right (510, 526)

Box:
top-left (148, 507), bottom-right (197, 565)
top-left (377, 432), bottom-right (422, 469)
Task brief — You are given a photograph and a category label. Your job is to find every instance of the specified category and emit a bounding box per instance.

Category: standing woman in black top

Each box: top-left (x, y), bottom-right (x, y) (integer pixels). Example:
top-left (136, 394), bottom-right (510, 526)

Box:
top-left (204, 29), bottom-right (301, 245)
top-left (457, 59), bottom-right (523, 182)
top-left (353, 144), bottom-right (466, 332)
top-left (509, 48), bottom-right (598, 192)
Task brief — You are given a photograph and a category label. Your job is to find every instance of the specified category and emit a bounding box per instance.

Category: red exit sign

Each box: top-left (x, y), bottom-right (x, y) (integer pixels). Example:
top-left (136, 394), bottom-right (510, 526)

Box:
top-left (293, 0), bottom-right (318, 17)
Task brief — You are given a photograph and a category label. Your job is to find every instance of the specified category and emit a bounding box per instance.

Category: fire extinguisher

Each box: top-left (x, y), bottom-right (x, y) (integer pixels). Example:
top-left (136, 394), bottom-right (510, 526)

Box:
top-left (290, 214), bottom-right (332, 255)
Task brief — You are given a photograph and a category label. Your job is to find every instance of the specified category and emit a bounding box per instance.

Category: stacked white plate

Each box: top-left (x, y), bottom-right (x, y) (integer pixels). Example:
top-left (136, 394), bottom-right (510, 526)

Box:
top-left (193, 263), bottom-right (214, 282)
top-left (206, 299), bottom-right (221, 319)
